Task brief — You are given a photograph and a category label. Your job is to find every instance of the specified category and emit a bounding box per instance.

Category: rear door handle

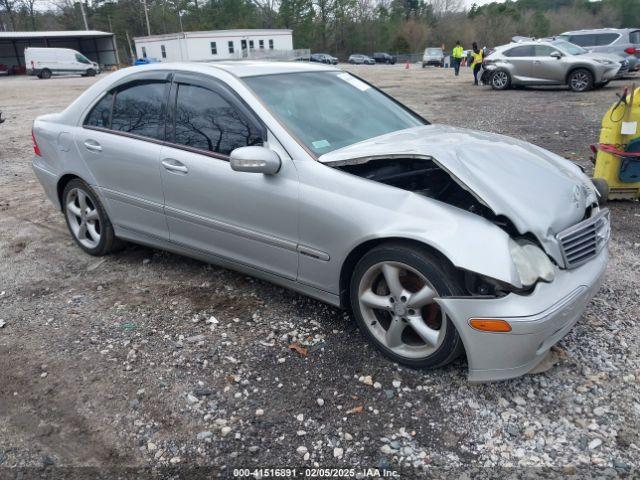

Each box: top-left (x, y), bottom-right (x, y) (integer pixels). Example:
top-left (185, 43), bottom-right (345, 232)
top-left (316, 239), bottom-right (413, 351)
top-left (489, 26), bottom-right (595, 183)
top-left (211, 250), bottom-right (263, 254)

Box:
top-left (162, 159), bottom-right (188, 174)
top-left (84, 140), bottom-right (102, 152)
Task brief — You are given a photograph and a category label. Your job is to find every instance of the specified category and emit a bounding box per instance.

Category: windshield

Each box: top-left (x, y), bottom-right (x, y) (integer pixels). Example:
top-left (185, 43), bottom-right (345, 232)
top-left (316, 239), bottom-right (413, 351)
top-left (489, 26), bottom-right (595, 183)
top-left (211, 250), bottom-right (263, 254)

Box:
top-left (552, 40), bottom-right (587, 55)
top-left (426, 48), bottom-right (442, 55)
top-left (244, 72), bottom-right (425, 156)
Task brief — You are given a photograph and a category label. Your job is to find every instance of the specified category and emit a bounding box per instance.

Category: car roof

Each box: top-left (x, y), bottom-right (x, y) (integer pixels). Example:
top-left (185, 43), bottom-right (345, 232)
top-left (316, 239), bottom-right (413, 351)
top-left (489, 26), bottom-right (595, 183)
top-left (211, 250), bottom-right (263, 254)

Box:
top-left (127, 60), bottom-right (339, 78)
top-left (560, 28), bottom-right (637, 35)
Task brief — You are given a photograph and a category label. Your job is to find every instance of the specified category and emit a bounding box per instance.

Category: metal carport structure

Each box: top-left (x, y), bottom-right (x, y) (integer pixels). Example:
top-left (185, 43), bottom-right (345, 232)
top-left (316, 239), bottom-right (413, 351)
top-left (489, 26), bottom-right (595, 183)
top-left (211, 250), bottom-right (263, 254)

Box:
top-left (0, 31), bottom-right (119, 73)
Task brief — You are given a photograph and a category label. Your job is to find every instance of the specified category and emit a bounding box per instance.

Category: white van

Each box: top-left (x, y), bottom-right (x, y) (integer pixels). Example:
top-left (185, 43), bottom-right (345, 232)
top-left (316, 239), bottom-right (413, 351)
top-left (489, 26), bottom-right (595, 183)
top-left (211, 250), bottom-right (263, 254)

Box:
top-left (25, 47), bottom-right (100, 79)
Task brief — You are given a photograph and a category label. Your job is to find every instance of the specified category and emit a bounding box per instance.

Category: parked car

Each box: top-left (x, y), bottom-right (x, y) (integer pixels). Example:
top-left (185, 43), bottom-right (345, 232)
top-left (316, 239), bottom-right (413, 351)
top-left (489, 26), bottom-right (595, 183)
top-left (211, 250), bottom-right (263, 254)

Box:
top-left (422, 47), bottom-right (444, 67)
top-left (25, 47), bottom-right (100, 79)
top-left (133, 57), bottom-right (161, 66)
top-left (32, 62), bottom-right (609, 382)
top-left (483, 39), bottom-right (621, 92)
top-left (372, 52), bottom-right (397, 64)
top-left (310, 53), bottom-right (338, 65)
top-left (348, 54), bottom-right (375, 65)
top-left (557, 28), bottom-right (640, 72)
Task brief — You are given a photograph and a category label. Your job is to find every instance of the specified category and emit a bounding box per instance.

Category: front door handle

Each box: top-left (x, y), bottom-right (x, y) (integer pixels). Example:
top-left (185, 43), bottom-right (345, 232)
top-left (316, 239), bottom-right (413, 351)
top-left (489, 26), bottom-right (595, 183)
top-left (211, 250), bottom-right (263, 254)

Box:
top-left (162, 159), bottom-right (188, 174)
top-left (84, 140), bottom-right (102, 152)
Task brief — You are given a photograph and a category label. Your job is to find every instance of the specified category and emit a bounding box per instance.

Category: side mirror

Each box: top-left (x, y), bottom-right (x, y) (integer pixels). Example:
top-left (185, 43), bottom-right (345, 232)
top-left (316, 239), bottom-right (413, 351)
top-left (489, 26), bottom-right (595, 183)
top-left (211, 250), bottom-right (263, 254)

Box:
top-left (230, 146), bottom-right (281, 175)
top-left (550, 51), bottom-right (562, 59)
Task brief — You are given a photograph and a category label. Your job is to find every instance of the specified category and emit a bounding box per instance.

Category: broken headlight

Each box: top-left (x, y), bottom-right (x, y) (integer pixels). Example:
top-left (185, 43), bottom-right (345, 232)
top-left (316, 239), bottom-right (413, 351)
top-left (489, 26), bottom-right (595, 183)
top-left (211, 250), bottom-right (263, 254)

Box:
top-left (509, 239), bottom-right (555, 287)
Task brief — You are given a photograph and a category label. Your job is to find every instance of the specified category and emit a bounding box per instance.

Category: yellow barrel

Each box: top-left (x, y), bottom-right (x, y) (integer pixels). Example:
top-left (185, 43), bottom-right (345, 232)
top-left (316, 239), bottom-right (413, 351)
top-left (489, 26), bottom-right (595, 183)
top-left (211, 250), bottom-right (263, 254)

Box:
top-left (593, 86), bottom-right (640, 200)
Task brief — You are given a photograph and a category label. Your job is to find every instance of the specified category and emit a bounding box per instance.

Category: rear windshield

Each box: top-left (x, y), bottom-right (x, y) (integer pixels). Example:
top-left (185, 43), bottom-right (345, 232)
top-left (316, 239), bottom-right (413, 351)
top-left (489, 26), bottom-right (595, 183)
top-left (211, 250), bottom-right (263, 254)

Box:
top-left (631, 30), bottom-right (640, 44)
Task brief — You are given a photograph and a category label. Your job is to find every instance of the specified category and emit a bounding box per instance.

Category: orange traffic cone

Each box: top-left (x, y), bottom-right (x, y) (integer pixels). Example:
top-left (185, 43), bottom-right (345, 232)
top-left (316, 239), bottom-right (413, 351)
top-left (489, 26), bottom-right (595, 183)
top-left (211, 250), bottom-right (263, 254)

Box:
top-left (405, 59), bottom-right (410, 69)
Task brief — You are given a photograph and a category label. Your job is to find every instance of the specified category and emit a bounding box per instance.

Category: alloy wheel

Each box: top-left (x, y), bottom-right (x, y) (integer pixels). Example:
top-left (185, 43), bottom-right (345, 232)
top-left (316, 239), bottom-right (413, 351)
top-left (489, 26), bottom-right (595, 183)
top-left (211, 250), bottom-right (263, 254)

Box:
top-left (570, 72), bottom-right (589, 91)
top-left (357, 261), bottom-right (446, 359)
top-left (492, 71), bottom-right (508, 89)
top-left (65, 188), bottom-right (101, 249)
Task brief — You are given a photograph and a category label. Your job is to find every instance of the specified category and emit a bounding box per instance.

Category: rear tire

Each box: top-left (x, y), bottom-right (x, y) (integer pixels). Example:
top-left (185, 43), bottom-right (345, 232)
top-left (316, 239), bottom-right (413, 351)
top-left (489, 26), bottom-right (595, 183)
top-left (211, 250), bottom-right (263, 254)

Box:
top-left (62, 179), bottom-right (123, 256)
top-left (349, 243), bottom-right (465, 369)
top-left (568, 68), bottom-right (593, 92)
top-left (490, 70), bottom-right (510, 90)
top-left (39, 68), bottom-right (52, 79)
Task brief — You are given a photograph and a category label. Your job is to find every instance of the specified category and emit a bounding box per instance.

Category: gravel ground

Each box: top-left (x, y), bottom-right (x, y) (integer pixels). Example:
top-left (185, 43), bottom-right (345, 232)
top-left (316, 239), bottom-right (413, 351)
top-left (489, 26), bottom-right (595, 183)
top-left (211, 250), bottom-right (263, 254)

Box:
top-left (0, 65), bottom-right (639, 478)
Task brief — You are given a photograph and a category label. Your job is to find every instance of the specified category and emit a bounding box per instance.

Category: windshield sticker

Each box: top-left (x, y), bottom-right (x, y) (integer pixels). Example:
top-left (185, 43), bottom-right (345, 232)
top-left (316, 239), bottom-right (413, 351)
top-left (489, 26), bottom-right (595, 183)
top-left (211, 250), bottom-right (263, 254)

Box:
top-left (337, 73), bottom-right (370, 92)
top-left (312, 139), bottom-right (331, 149)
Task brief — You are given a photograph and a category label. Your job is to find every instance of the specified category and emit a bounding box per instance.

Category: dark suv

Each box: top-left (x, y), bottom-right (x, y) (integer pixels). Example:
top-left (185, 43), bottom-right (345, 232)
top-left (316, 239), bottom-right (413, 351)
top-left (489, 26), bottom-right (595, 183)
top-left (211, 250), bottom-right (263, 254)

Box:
top-left (372, 52), bottom-right (397, 64)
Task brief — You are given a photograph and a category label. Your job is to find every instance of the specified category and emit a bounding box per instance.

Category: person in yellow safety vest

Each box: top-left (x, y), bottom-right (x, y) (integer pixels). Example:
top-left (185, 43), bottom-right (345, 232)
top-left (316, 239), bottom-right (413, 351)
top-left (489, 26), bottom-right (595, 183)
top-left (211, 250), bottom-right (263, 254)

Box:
top-left (452, 41), bottom-right (464, 76)
top-left (470, 42), bottom-right (484, 86)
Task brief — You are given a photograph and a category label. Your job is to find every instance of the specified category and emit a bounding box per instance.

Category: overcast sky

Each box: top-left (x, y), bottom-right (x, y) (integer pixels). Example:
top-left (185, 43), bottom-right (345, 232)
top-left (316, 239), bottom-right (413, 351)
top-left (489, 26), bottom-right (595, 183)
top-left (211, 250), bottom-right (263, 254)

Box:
top-left (464, 0), bottom-right (505, 5)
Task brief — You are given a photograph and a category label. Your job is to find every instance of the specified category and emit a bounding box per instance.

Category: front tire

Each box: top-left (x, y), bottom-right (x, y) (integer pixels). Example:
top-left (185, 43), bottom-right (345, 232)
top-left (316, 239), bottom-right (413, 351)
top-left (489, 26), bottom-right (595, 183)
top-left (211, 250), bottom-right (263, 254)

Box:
top-left (349, 243), bottom-right (464, 369)
top-left (62, 179), bottom-right (122, 256)
top-left (490, 70), bottom-right (510, 90)
top-left (568, 68), bottom-right (593, 92)
top-left (86, 68), bottom-right (96, 77)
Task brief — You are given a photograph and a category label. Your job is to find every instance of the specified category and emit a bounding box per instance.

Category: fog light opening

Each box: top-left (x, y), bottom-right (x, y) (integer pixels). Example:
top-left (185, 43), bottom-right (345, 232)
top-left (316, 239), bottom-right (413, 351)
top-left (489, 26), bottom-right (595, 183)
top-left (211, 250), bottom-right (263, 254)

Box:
top-left (469, 318), bottom-right (512, 333)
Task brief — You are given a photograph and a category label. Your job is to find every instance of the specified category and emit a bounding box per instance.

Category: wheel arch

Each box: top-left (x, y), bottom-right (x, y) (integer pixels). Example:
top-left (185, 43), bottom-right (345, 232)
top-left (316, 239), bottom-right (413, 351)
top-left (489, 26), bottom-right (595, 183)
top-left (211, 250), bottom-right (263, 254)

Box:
top-left (565, 65), bottom-right (595, 85)
top-left (56, 173), bottom-right (82, 210)
top-left (338, 237), bottom-right (459, 310)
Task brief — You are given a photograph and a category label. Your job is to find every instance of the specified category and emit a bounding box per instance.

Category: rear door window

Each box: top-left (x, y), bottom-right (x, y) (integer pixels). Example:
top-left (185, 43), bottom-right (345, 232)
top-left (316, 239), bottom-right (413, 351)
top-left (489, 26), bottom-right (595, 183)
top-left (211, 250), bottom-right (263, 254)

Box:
top-left (569, 34), bottom-right (596, 47)
top-left (533, 45), bottom-right (557, 56)
top-left (111, 81), bottom-right (169, 140)
top-left (172, 83), bottom-right (263, 156)
top-left (504, 45), bottom-right (534, 57)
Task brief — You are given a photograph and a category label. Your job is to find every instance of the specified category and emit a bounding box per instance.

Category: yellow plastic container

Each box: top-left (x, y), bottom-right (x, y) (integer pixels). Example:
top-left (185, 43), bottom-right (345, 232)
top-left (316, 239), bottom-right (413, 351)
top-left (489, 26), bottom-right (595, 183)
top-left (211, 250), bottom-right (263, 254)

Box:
top-left (593, 86), bottom-right (640, 200)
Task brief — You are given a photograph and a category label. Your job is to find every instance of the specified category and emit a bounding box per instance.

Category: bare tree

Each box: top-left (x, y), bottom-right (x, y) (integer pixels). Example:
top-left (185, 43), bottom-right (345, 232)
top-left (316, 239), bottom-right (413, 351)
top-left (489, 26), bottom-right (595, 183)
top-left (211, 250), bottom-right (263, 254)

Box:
top-left (427, 0), bottom-right (463, 18)
top-left (251, 0), bottom-right (279, 28)
top-left (21, 0), bottom-right (39, 29)
top-left (0, 0), bottom-right (18, 30)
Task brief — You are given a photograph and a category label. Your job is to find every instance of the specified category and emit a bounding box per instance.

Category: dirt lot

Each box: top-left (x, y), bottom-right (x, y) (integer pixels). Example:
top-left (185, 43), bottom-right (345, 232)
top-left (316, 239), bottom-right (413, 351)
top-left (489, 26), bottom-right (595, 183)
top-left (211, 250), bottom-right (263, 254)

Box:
top-left (1, 65), bottom-right (639, 478)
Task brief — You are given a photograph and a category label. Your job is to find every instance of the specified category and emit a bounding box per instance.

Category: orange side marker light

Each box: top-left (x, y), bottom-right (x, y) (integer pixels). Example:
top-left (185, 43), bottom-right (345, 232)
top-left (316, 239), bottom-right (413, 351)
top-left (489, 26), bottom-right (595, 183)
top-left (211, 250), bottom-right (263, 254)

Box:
top-left (469, 319), bottom-right (512, 333)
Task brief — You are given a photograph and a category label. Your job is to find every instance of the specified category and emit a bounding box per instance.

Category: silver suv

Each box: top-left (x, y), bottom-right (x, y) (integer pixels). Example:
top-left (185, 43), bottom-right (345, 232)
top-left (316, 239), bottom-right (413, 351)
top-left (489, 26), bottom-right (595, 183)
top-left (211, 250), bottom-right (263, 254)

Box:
top-left (483, 39), bottom-right (621, 92)
top-left (558, 28), bottom-right (639, 72)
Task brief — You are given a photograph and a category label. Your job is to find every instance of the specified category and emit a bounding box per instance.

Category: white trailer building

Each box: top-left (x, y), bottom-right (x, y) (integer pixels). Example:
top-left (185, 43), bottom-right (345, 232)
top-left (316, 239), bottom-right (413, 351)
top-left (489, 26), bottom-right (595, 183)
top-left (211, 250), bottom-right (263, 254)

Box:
top-left (133, 29), bottom-right (294, 62)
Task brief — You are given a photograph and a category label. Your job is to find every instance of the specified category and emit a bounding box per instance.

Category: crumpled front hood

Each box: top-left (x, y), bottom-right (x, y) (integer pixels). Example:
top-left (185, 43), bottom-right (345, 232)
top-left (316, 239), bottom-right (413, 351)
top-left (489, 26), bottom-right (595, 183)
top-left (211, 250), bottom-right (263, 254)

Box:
top-left (319, 125), bottom-right (598, 260)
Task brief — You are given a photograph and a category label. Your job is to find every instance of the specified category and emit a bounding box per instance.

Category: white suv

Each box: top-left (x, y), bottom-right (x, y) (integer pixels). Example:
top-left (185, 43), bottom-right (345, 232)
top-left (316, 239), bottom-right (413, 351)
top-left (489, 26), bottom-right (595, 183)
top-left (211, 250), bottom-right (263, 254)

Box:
top-left (558, 28), bottom-right (640, 72)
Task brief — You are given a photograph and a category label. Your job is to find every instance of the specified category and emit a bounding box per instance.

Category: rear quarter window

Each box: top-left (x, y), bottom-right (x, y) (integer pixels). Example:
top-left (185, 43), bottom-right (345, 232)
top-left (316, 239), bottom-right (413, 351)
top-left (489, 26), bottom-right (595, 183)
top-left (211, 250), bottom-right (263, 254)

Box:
top-left (84, 93), bottom-right (113, 128)
top-left (595, 33), bottom-right (620, 46)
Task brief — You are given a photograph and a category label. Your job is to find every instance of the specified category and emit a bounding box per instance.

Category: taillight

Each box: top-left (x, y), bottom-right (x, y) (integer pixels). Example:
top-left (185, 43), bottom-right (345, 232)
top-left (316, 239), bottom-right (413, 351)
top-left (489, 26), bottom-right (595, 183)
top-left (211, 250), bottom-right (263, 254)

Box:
top-left (624, 47), bottom-right (639, 54)
top-left (32, 129), bottom-right (41, 156)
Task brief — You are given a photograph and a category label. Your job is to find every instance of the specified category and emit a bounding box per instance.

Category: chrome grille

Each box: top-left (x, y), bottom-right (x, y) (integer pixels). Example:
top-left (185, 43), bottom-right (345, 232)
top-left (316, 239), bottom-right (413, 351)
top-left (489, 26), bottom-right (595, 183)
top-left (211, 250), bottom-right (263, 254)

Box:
top-left (557, 209), bottom-right (610, 269)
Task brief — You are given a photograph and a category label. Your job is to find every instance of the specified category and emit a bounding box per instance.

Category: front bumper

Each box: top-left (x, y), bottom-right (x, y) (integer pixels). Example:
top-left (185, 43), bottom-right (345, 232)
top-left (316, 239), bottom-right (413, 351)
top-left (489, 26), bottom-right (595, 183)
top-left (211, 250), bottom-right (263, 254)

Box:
top-left (437, 248), bottom-right (608, 382)
top-left (601, 65), bottom-right (621, 81)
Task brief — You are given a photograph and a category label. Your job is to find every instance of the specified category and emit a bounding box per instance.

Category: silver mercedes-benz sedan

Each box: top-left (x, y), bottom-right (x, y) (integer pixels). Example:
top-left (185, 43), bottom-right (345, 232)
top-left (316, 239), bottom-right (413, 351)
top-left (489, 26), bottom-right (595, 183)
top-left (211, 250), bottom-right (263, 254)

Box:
top-left (32, 61), bottom-right (609, 382)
